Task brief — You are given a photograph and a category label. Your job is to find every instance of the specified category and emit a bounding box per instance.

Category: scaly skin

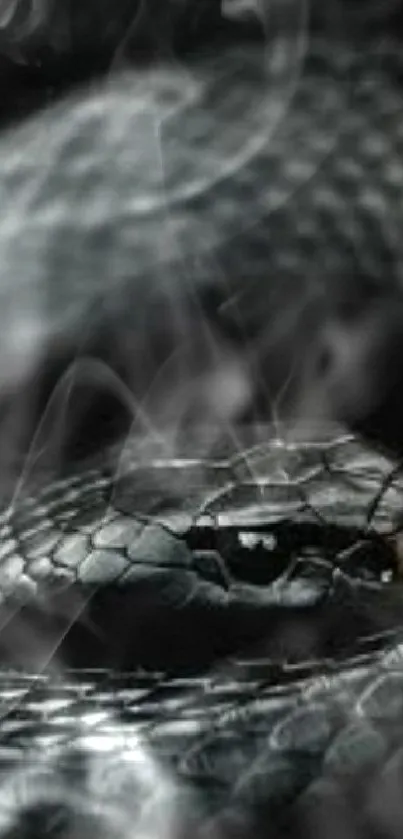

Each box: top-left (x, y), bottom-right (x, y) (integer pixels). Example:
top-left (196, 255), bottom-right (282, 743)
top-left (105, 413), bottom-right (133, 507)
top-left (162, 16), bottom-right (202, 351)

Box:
top-left (0, 434), bottom-right (401, 837)
top-left (1, 37), bottom-right (403, 467)
top-left (0, 23), bottom-right (403, 839)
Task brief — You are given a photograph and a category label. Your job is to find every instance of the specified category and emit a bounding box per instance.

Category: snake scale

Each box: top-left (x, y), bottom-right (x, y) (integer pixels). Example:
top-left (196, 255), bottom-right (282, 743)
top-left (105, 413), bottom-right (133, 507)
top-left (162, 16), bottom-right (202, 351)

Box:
top-left (2, 1), bottom-right (403, 836)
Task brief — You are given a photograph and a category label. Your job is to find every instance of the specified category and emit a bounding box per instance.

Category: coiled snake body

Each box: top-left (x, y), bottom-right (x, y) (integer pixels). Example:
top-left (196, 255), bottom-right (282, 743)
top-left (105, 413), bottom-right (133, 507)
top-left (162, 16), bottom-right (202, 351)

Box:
top-left (1, 18), bottom-right (403, 838)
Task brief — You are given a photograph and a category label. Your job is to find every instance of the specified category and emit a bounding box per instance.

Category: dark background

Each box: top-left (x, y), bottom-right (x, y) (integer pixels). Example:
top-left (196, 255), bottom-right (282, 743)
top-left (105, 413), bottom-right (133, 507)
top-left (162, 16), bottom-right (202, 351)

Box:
top-left (0, 0), bottom-right (402, 127)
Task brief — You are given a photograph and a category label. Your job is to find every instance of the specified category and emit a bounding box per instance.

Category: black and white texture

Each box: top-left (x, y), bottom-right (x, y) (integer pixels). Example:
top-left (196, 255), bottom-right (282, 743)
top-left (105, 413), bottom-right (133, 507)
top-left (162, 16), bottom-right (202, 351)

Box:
top-left (0, 434), bottom-right (402, 838)
top-left (0, 1), bottom-right (402, 838)
top-left (2, 33), bottom-right (403, 470)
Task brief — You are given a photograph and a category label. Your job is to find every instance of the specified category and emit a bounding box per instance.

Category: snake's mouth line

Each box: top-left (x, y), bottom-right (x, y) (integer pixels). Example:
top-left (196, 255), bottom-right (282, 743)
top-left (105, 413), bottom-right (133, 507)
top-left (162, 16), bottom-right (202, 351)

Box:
top-left (0, 429), bottom-right (399, 671)
top-left (0, 437), bottom-right (403, 839)
top-left (0, 3), bottom-right (403, 836)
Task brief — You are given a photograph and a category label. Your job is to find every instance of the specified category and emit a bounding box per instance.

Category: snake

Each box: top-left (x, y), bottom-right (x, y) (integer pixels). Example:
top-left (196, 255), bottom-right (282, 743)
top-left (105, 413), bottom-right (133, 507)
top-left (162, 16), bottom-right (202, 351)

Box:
top-left (1, 2), bottom-right (403, 836)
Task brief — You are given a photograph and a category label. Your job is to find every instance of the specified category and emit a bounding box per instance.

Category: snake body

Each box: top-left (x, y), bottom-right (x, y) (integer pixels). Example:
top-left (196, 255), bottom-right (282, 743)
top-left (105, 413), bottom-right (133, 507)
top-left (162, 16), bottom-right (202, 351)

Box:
top-left (0, 432), bottom-right (402, 838)
top-left (3, 29), bottom-right (403, 464)
top-left (1, 7), bottom-right (403, 836)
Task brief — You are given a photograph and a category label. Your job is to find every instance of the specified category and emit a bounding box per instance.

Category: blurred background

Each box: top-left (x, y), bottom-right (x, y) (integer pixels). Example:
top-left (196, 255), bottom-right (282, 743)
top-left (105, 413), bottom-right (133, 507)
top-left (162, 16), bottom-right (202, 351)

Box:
top-left (0, 1), bottom-right (403, 471)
